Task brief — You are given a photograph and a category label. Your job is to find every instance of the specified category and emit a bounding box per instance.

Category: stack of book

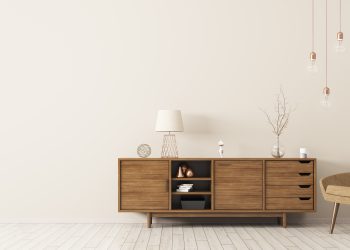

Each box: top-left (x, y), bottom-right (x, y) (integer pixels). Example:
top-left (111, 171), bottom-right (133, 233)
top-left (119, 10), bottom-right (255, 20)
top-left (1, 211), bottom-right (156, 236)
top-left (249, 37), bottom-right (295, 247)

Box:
top-left (176, 184), bottom-right (193, 192)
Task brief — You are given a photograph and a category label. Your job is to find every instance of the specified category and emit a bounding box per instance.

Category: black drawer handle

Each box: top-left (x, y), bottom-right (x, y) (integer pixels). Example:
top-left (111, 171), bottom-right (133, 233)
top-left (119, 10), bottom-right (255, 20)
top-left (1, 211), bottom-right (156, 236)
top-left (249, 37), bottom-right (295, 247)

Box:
top-left (299, 197), bottom-right (311, 201)
top-left (299, 160), bottom-right (311, 164)
top-left (299, 172), bottom-right (311, 176)
top-left (299, 185), bottom-right (311, 188)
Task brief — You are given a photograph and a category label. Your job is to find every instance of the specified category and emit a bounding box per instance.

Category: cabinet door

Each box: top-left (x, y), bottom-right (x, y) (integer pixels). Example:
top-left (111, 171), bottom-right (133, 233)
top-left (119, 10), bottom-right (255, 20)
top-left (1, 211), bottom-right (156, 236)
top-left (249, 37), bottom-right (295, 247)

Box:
top-left (119, 160), bottom-right (169, 210)
top-left (214, 161), bottom-right (263, 210)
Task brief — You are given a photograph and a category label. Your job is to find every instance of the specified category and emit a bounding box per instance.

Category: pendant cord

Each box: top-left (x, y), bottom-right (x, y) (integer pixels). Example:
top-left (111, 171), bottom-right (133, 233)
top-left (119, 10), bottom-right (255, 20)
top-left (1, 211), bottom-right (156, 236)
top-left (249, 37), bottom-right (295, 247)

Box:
top-left (340, 0), bottom-right (342, 31)
top-left (326, 0), bottom-right (328, 87)
top-left (312, 0), bottom-right (315, 51)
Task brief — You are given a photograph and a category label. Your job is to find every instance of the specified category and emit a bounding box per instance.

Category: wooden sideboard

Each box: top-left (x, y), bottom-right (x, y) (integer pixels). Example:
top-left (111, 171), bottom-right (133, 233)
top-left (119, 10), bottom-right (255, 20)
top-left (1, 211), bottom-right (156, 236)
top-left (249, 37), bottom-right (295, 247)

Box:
top-left (118, 158), bottom-right (316, 228)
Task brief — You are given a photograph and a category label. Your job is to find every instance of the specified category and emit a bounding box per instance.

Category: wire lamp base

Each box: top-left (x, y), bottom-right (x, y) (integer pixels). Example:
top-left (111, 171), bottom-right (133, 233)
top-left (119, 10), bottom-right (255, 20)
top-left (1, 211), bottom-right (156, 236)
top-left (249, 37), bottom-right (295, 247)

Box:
top-left (161, 134), bottom-right (178, 158)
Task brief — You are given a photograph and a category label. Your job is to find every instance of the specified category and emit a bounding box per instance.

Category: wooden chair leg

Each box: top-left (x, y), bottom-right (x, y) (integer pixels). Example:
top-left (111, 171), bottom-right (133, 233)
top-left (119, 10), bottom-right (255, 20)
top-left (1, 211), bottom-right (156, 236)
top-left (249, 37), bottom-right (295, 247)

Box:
top-left (330, 203), bottom-right (340, 234)
top-left (147, 212), bottom-right (152, 228)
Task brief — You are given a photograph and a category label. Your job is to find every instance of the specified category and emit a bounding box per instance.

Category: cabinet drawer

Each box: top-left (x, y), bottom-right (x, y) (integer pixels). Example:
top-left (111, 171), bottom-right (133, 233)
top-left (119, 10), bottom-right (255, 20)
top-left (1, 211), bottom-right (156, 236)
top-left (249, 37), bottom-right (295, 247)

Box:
top-left (266, 160), bottom-right (313, 175)
top-left (266, 185), bottom-right (313, 197)
top-left (267, 176), bottom-right (313, 186)
top-left (266, 160), bottom-right (314, 185)
top-left (266, 197), bottom-right (313, 210)
top-left (215, 196), bottom-right (262, 210)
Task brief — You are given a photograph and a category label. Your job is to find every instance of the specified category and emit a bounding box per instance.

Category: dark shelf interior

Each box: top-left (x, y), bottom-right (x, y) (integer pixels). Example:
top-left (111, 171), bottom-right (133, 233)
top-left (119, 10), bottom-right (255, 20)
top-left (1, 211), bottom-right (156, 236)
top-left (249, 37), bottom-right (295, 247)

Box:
top-left (172, 180), bottom-right (211, 193)
top-left (171, 194), bottom-right (211, 210)
top-left (171, 160), bottom-right (211, 178)
top-left (171, 160), bottom-right (212, 210)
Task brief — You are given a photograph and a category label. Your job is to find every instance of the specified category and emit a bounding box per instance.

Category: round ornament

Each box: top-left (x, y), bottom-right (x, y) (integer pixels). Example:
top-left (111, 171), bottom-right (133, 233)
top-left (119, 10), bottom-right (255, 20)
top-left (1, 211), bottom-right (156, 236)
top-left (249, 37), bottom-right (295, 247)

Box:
top-left (185, 168), bottom-right (194, 178)
top-left (137, 144), bottom-right (151, 158)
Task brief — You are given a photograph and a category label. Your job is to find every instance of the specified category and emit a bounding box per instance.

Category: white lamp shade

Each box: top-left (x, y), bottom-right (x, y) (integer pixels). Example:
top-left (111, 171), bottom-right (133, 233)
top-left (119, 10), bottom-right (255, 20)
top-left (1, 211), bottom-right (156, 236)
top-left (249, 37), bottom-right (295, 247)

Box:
top-left (155, 110), bottom-right (184, 132)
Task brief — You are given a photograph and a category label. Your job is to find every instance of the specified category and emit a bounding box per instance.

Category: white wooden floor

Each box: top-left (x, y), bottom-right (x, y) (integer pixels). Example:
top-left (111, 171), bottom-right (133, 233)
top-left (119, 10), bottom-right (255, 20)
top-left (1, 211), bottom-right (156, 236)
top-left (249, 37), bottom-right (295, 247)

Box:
top-left (1, 223), bottom-right (350, 250)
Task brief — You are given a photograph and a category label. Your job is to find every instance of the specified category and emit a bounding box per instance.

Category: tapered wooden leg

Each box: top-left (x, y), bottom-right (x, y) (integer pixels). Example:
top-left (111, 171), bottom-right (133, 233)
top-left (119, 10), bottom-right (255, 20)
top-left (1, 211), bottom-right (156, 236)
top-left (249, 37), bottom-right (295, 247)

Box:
top-left (147, 212), bottom-right (152, 228)
top-left (282, 212), bottom-right (287, 228)
top-left (330, 203), bottom-right (340, 234)
top-left (277, 213), bottom-right (287, 228)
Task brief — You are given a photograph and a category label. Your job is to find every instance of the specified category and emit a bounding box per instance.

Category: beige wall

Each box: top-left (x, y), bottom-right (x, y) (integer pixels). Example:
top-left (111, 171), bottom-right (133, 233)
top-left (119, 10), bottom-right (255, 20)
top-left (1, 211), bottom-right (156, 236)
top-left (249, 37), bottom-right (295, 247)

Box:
top-left (0, 0), bottom-right (349, 223)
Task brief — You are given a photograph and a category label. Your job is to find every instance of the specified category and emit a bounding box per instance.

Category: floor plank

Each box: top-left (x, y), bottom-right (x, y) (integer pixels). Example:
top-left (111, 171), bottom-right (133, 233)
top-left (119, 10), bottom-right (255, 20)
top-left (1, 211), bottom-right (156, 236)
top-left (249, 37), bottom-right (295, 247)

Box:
top-left (203, 225), bottom-right (223, 250)
top-left (227, 232), bottom-right (248, 250)
top-left (183, 225), bottom-right (197, 250)
top-left (196, 240), bottom-right (210, 250)
top-left (213, 225), bottom-right (232, 245)
top-left (96, 223), bottom-right (123, 250)
top-left (160, 224), bottom-right (172, 250)
top-left (147, 224), bottom-right (162, 247)
top-left (108, 224), bottom-right (132, 250)
top-left (85, 223), bottom-right (114, 248)
top-left (172, 225), bottom-right (184, 250)
top-left (0, 223), bottom-right (349, 249)
top-left (193, 224), bottom-right (207, 241)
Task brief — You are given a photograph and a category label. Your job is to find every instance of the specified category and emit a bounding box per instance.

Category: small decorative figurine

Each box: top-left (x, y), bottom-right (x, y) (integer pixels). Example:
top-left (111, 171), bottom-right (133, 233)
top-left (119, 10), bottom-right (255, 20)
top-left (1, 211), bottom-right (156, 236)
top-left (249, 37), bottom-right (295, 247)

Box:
top-left (176, 166), bottom-right (184, 178)
top-left (218, 140), bottom-right (224, 158)
top-left (185, 168), bottom-right (194, 177)
top-left (181, 164), bottom-right (188, 174)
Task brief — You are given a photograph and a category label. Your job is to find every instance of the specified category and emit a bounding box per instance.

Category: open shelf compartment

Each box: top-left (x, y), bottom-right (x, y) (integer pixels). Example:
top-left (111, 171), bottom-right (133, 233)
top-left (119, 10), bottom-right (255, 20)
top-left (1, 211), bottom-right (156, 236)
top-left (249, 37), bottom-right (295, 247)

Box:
top-left (170, 160), bottom-right (212, 210)
top-left (171, 194), bottom-right (211, 210)
top-left (171, 160), bottom-right (211, 178)
top-left (172, 180), bottom-right (211, 193)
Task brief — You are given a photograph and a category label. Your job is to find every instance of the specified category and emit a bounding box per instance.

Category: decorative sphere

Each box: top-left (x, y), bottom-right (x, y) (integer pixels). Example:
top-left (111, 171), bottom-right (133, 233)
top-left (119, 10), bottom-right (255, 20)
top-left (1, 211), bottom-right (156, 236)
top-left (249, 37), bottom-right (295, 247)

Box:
top-left (185, 168), bottom-right (194, 178)
top-left (137, 144), bottom-right (151, 158)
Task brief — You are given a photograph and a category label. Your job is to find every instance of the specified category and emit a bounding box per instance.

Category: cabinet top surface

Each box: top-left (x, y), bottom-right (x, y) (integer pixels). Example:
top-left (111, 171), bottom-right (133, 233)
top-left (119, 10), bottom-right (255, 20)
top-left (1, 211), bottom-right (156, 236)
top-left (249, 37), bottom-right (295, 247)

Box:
top-left (118, 157), bottom-right (316, 161)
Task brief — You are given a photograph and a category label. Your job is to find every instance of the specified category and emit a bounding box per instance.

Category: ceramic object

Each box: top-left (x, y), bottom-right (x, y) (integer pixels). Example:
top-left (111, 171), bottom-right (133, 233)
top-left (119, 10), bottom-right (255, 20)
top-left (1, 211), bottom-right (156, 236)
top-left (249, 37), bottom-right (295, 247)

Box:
top-left (300, 148), bottom-right (307, 158)
top-left (181, 164), bottom-right (188, 174)
top-left (176, 166), bottom-right (184, 178)
top-left (218, 140), bottom-right (224, 158)
top-left (185, 168), bottom-right (194, 178)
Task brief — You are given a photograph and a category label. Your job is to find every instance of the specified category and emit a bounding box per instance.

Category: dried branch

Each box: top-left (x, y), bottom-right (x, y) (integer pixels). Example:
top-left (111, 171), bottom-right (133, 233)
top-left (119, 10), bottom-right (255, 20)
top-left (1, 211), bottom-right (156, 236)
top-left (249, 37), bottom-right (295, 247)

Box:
top-left (261, 87), bottom-right (294, 137)
top-left (260, 108), bottom-right (277, 134)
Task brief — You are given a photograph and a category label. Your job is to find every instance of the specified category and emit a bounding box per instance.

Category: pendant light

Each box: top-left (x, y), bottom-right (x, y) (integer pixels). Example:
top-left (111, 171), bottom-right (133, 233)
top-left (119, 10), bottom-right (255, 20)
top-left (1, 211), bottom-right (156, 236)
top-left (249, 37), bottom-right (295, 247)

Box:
top-left (308, 0), bottom-right (318, 72)
top-left (336, 0), bottom-right (345, 52)
top-left (321, 0), bottom-right (331, 107)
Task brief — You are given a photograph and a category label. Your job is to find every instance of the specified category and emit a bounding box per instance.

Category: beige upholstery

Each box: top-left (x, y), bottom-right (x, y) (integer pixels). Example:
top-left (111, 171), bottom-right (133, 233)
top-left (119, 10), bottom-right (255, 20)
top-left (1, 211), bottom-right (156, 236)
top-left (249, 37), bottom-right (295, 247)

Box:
top-left (327, 185), bottom-right (350, 197)
top-left (320, 173), bottom-right (350, 205)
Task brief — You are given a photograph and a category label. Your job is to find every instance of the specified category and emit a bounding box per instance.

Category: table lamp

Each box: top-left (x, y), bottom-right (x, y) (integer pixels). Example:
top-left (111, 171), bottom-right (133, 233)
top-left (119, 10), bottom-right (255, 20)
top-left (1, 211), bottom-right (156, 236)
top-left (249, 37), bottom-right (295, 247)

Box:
top-left (155, 110), bottom-right (184, 158)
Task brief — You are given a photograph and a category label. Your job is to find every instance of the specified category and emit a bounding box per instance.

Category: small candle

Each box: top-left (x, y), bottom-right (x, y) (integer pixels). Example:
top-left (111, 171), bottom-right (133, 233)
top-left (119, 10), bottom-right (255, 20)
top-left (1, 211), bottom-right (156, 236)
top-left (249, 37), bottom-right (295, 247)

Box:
top-left (300, 148), bottom-right (307, 158)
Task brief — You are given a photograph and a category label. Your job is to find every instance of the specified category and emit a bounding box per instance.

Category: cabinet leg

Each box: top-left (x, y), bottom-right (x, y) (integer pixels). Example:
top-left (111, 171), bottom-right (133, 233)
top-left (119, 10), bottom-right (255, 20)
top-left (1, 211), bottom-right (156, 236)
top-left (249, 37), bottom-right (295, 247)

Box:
top-left (281, 213), bottom-right (287, 228)
top-left (147, 213), bottom-right (152, 228)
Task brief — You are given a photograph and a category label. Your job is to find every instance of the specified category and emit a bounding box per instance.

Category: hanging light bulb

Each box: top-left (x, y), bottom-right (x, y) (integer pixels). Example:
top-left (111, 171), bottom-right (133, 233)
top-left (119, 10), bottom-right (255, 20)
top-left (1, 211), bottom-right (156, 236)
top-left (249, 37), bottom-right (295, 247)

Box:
top-left (336, 32), bottom-right (345, 52)
top-left (308, 51), bottom-right (318, 72)
top-left (321, 0), bottom-right (331, 108)
top-left (336, 0), bottom-right (345, 52)
top-left (308, 0), bottom-right (318, 72)
top-left (321, 86), bottom-right (331, 107)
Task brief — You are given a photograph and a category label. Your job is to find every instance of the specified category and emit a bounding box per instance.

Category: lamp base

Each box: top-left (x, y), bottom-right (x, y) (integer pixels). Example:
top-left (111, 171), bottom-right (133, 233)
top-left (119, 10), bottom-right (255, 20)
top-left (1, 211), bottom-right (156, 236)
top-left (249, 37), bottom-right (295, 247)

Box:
top-left (161, 134), bottom-right (179, 158)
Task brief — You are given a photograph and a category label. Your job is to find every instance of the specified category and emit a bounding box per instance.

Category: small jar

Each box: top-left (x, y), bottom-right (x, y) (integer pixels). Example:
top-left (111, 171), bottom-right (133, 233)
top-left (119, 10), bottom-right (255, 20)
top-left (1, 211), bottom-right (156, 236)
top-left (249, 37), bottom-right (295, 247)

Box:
top-left (300, 148), bottom-right (307, 158)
